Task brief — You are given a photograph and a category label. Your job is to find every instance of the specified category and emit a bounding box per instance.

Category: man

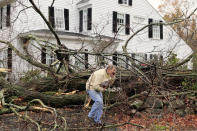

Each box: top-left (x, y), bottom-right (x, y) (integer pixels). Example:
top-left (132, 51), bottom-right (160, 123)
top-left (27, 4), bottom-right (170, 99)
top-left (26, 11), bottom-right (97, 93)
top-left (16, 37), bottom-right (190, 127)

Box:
top-left (86, 65), bottom-right (116, 124)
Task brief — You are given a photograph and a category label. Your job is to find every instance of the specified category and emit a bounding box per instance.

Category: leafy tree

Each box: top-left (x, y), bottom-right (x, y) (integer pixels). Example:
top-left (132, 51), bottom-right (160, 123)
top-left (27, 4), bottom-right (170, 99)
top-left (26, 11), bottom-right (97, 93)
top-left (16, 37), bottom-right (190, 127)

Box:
top-left (159, 0), bottom-right (197, 70)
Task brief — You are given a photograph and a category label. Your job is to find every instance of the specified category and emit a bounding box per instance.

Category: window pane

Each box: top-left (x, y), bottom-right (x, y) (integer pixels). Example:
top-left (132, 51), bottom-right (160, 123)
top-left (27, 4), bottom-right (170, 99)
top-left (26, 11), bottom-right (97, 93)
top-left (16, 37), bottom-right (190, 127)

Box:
top-left (153, 20), bottom-right (160, 39)
top-left (2, 7), bottom-right (6, 28)
top-left (55, 8), bottom-right (65, 29)
top-left (123, 0), bottom-right (127, 4)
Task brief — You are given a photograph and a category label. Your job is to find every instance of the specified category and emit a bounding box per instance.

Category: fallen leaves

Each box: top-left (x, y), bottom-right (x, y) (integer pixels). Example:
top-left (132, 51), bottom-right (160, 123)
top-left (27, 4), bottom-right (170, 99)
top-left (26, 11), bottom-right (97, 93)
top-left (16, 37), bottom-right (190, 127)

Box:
top-left (111, 113), bottom-right (197, 130)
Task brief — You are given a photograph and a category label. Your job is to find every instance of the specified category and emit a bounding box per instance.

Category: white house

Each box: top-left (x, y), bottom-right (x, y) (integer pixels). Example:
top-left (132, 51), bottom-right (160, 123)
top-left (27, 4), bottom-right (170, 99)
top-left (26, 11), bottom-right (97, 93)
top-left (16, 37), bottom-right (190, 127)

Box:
top-left (0, 0), bottom-right (193, 80)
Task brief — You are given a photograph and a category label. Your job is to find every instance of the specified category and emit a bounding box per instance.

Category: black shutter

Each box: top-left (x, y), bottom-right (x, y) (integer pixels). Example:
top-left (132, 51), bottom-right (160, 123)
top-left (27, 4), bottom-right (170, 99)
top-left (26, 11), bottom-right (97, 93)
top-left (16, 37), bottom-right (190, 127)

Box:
top-left (7, 47), bottom-right (12, 70)
top-left (112, 11), bottom-right (117, 33)
top-left (148, 18), bottom-right (153, 38)
top-left (160, 20), bottom-right (163, 39)
top-left (87, 8), bottom-right (92, 30)
top-left (150, 54), bottom-right (153, 59)
top-left (145, 54), bottom-right (147, 61)
top-left (6, 4), bottom-right (10, 27)
top-left (118, 0), bottom-right (123, 4)
top-left (64, 9), bottom-right (69, 30)
top-left (49, 7), bottom-right (55, 28)
top-left (0, 8), bottom-right (2, 29)
top-left (79, 10), bottom-right (83, 32)
top-left (129, 0), bottom-right (132, 6)
top-left (85, 49), bottom-right (88, 69)
top-left (125, 14), bottom-right (130, 35)
top-left (41, 48), bottom-right (46, 64)
top-left (131, 53), bottom-right (135, 59)
top-left (112, 53), bottom-right (117, 65)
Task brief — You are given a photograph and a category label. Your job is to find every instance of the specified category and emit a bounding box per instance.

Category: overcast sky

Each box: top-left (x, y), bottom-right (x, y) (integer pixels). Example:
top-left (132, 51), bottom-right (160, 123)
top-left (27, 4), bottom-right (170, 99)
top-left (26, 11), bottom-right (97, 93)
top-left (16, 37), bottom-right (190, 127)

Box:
top-left (146, 0), bottom-right (161, 10)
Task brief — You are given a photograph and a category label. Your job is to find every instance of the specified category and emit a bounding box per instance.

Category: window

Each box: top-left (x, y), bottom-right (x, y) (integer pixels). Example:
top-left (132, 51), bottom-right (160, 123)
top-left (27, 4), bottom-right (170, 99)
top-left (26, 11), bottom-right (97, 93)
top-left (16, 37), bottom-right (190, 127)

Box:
top-left (41, 47), bottom-right (57, 66)
top-left (117, 13), bottom-right (124, 26)
top-left (117, 54), bottom-right (127, 68)
top-left (0, 48), bottom-right (8, 68)
top-left (150, 54), bottom-right (153, 60)
top-left (112, 53), bottom-right (128, 68)
top-left (118, 0), bottom-right (132, 6)
top-left (148, 18), bottom-right (163, 39)
top-left (134, 53), bottom-right (145, 65)
top-left (55, 8), bottom-right (65, 29)
top-left (113, 12), bottom-right (130, 34)
top-left (75, 53), bottom-right (85, 69)
top-left (98, 55), bottom-right (105, 66)
top-left (152, 20), bottom-right (160, 39)
top-left (83, 9), bottom-right (87, 31)
top-left (46, 49), bottom-right (56, 65)
top-left (123, 0), bottom-right (127, 4)
top-left (79, 8), bottom-right (92, 32)
top-left (131, 53), bottom-right (147, 65)
top-left (117, 13), bottom-right (124, 32)
top-left (48, 7), bottom-right (69, 30)
top-left (74, 49), bottom-right (88, 70)
top-left (0, 7), bottom-right (6, 28)
top-left (0, 4), bottom-right (10, 29)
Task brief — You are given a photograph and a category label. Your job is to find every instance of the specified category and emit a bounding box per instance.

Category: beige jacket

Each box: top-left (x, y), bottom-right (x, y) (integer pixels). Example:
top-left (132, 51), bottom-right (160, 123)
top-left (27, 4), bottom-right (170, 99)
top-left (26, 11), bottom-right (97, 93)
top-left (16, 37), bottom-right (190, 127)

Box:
top-left (86, 69), bottom-right (115, 92)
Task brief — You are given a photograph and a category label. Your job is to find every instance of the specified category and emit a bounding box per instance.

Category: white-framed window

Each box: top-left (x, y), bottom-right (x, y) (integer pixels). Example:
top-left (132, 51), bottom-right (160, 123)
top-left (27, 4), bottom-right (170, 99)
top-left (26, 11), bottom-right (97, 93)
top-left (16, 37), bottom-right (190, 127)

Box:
top-left (0, 6), bottom-right (6, 28)
top-left (0, 48), bottom-right (7, 68)
top-left (55, 8), bottom-right (65, 30)
top-left (83, 8), bottom-right (87, 32)
top-left (152, 20), bottom-right (160, 39)
top-left (123, 0), bottom-right (128, 4)
top-left (74, 53), bottom-right (85, 69)
top-left (117, 13), bottom-right (125, 32)
top-left (117, 13), bottom-right (124, 25)
top-left (79, 7), bottom-right (92, 33)
top-left (46, 49), bottom-right (56, 65)
top-left (117, 54), bottom-right (127, 68)
top-left (133, 16), bottom-right (145, 24)
top-left (132, 53), bottom-right (147, 65)
top-left (119, 0), bottom-right (132, 6)
top-left (135, 53), bottom-right (143, 65)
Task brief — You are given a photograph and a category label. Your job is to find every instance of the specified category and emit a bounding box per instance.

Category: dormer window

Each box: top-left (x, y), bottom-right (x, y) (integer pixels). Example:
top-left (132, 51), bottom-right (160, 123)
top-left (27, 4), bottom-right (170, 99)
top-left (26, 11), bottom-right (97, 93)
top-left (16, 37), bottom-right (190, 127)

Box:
top-left (118, 0), bottom-right (132, 6)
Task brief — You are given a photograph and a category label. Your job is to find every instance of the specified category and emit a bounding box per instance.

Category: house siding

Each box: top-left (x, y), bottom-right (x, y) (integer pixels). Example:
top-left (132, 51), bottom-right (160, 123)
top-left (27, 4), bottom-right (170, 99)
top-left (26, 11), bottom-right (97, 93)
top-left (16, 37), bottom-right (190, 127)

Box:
top-left (0, 0), bottom-right (193, 80)
top-left (92, 0), bottom-right (192, 60)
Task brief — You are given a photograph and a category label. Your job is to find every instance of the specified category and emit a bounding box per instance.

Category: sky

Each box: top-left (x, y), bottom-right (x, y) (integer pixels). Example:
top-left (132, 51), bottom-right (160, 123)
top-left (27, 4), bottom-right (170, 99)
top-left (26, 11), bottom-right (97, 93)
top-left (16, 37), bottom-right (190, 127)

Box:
top-left (146, 0), bottom-right (161, 10)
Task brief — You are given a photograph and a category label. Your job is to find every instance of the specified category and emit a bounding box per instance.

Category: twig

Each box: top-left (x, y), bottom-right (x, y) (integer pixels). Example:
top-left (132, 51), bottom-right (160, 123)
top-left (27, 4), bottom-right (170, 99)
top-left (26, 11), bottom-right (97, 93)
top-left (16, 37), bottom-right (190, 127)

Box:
top-left (67, 122), bottom-right (144, 130)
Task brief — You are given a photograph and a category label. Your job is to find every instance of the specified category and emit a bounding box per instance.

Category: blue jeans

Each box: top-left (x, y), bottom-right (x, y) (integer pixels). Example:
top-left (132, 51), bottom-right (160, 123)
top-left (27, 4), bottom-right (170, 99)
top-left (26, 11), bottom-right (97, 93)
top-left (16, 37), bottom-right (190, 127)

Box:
top-left (87, 90), bottom-right (103, 123)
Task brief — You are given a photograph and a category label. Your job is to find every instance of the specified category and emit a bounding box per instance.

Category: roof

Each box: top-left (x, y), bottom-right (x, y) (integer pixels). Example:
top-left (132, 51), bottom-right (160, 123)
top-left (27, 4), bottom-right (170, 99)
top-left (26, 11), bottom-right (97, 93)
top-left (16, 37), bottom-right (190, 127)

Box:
top-left (19, 29), bottom-right (122, 41)
top-left (30, 29), bottom-right (89, 37)
top-left (77, 0), bottom-right (89, 5)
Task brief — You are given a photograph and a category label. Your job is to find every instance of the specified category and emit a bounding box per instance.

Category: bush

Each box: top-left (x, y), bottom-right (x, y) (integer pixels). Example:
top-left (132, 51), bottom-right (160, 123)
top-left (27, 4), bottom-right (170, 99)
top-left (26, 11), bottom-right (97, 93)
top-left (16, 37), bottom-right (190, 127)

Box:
top-left (182, 77), bottom-right (197, 90)
top-left (166, 53), bottom-right (187, 70)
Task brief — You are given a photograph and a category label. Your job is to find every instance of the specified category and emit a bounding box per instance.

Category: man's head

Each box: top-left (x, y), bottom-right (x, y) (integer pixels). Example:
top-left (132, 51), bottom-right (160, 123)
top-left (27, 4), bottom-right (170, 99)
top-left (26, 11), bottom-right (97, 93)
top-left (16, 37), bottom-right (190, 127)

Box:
top-left (106, 65), bottom-right (116, 78)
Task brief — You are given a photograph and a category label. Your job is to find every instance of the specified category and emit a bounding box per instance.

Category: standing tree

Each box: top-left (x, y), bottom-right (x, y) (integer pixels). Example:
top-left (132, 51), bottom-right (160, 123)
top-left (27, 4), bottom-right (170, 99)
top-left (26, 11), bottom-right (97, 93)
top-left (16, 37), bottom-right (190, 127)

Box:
top-left (159, 0), bottom-right (197, 70)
